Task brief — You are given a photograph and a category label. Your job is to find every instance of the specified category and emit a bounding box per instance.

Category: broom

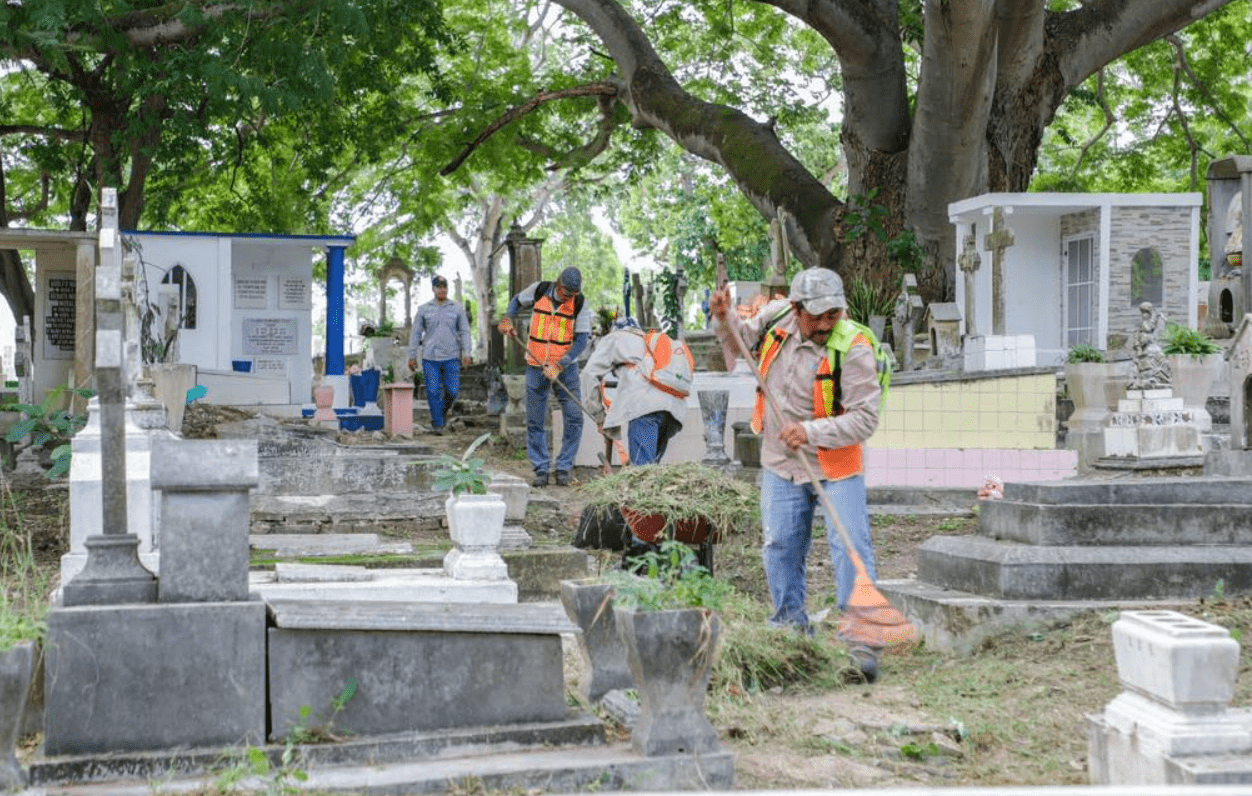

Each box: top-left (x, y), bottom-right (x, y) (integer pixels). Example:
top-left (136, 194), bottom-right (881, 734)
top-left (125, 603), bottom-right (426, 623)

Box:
top-left (724, 316), bottom-right (918, 649)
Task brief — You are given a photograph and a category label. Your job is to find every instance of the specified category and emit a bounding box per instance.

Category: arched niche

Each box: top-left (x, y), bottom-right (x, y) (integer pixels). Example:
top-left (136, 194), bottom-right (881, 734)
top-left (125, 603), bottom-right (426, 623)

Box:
top-left (378, 255), bottom-right (414, 328)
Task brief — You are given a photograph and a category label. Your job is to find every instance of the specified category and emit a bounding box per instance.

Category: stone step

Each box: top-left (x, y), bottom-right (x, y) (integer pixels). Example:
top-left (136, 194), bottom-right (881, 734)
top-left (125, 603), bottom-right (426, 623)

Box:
top-left (877, 577), bottom-right (1195, 655)
top-left (251, 533), bottom-right (414, 557)
top-left (31, 739), bottom-right (735, 795)
top-left (979, 500), bottom-right (1252, 546)
top-left (916, 535), bottom-right (1252, 601)
top-left (1000, 476), bottom-right (1252, 505)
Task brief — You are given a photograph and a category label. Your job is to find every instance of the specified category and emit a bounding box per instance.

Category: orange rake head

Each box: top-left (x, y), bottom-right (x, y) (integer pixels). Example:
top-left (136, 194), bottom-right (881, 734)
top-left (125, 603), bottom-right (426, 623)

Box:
top-left (836, 560), bottom-right (919, 649)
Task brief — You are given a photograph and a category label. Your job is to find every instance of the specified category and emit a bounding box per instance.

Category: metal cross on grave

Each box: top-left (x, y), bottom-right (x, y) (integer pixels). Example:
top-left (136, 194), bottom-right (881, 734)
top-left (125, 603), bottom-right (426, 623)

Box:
top-left (983, 207), bottom-right (1015, 336)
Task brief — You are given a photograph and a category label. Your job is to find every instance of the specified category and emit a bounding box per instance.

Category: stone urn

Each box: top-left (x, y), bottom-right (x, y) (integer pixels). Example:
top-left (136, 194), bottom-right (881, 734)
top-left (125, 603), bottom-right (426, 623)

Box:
top-left (1166, 353), bottom-right (1224, 432)
top-left (1064, 361), bottom-right (1130, 435)
top-left (0, 641), bottom-right (34, 791)
top-left (559, 580), bottom-right (633, 703)
top-left (616, 607), bottom-right (722, 757)
top-left (443, 492), bottom-right (509, 580)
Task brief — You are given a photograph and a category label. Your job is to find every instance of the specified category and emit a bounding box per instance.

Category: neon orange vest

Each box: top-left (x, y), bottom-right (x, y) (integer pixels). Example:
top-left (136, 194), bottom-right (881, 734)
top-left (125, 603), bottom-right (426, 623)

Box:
top-left (750, 324), bottom-right (868, 480)
top-left (526, 291), bottom-right (578, 366)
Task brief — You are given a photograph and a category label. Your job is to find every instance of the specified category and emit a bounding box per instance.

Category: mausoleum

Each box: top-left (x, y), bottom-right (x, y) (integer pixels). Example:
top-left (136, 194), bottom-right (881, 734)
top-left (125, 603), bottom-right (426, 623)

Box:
top-left (948, 192), bottom-right (1202, 366)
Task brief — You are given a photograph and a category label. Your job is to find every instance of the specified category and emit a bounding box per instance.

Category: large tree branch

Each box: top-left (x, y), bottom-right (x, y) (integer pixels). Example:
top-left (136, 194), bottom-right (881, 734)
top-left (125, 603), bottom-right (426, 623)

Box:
top-left (753, 0), bottom-right (910, 154)
top-left (0, 124), bottom-right (86, 143)
top-left (1166, 33), bottom-right (1252, 154)
top-left (73, 2), bottom-right (277, 50)
top-left (1050, 0), bottom-right (1238, 88)
top-left (439, 82), bottom-right (619, 176)
top-left (1071, 69), bottom-right (1115, 181)
top-left (553, 0), bottom-right (844, 269)
top-left (516, 93), bottom-right (621, 171)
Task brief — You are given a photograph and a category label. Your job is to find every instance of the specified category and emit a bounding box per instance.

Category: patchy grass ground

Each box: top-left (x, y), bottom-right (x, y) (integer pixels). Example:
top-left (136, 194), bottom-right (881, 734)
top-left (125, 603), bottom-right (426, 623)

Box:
top-left (7, 406), bottom-right (1252, 790)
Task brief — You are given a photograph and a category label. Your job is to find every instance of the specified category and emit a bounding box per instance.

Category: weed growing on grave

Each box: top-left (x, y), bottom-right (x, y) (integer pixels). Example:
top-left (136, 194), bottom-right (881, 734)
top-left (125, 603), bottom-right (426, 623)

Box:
top-left (0, 486), bottom-right (52, 649)
top-left (207, 743), bottom-right (309, 795)
top-left (428, 432), bottom-right (492, 495)
top-left (2, 385), bottom-right (95, 478)
top-left (605, 540), bottom-right (733, 611)
top-left (284, 680), bottom-right (357, 744)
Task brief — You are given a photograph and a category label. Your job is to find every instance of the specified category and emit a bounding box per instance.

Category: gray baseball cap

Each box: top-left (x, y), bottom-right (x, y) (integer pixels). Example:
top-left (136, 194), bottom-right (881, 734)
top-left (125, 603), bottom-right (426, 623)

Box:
top-left (789, 268), bottom-right (846, 314)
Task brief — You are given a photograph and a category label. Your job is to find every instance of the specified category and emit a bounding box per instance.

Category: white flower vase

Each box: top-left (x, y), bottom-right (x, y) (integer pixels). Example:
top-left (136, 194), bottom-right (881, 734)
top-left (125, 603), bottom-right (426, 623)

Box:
top-left (443, 493), bottom-right (509, 580)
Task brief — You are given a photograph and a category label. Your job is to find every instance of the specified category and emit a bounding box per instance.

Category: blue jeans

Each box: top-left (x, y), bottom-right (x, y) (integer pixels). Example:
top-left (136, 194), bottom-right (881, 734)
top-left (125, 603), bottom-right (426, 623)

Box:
top-left (760, 469), bottom-right (877, 628)
top-left (422, 358), bottom-right (461, 429)
top-left (627, 411), bottom-right (682, 465)
top-left (525, 364), bottom-right (582, 476)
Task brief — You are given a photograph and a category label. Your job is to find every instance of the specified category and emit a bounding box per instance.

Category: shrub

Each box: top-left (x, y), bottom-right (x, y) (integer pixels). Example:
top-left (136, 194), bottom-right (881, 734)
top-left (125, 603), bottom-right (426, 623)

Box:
top-left (1162, 322), bottom-right (1221, 358)
top-left (1066, 344), bottom-right (1105, 364)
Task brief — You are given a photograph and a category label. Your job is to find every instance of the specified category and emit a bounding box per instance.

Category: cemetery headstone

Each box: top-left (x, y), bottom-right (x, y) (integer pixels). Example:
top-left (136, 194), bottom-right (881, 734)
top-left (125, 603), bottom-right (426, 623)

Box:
top-left (891, 274), bottom-right (924, 371)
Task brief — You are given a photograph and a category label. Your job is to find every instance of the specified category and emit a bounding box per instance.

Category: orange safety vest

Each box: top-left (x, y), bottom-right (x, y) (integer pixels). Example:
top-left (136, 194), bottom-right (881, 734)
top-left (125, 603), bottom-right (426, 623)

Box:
top-left (749, 323), bottom-right (869, 480)
top-left (526, 291), bottom-right (578, 366)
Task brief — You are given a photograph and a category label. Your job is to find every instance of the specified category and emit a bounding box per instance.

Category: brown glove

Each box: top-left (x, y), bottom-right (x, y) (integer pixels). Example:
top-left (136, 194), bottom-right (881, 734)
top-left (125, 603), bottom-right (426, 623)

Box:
top-left (498, 316), bottom-right (515, 336)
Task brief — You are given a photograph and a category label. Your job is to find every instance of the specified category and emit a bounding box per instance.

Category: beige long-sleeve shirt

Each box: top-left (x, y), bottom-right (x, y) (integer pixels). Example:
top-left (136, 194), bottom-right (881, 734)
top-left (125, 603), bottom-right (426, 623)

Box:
top-left (714, 299), bottom-right (879, 483)
top-left (580, 328), bottom-right (688, 439)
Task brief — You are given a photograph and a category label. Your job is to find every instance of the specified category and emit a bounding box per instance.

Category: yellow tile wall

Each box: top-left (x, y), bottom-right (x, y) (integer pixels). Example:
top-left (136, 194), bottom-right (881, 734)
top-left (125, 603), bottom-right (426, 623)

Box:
top-left (873, 372), bottom-right (1057, 450)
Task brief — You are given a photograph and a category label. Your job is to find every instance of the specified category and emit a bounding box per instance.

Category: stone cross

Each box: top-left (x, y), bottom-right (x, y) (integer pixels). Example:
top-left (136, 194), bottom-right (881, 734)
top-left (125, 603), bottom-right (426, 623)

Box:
top-left (62, 187), bottom-right (157, 606)
top-left (983, 208), bottom-right (1015, 336)
top-left (891, 274), bottom-right (925, 371)
top-left (957, 230), bottom-right (982, 339)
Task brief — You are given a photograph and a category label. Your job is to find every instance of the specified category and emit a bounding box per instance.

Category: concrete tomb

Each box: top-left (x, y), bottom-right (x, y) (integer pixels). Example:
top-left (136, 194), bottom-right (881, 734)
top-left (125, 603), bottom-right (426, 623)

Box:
top-left (1088, 610), bottom-right (1252, 785)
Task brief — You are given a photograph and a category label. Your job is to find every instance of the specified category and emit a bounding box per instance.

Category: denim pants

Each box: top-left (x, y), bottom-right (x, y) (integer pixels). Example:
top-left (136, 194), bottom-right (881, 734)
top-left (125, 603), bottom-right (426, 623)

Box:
top-left (760, 469), bottom-right (877, 628)
top-left (525, 363), bottom-right (582, 475)
top-left (627, 411), bottom-right (681, 465)
top-left (422, 358), bottom-right (461, 429)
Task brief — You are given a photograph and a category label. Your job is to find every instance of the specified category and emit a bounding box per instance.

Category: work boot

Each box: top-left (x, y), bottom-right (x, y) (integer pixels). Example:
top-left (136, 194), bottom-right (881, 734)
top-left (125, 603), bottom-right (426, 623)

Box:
top-left (847, 645), bottom-right (881, 684)
top-left (531, 472), bottom-right (549, 488)
top-left (554, 471), bottom-right (571, 486)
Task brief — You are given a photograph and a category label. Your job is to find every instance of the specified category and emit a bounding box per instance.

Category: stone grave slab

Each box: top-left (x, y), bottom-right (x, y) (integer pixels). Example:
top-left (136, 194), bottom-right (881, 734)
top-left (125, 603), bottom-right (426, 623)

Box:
top-left (44, 602), bottom-right (266, 755)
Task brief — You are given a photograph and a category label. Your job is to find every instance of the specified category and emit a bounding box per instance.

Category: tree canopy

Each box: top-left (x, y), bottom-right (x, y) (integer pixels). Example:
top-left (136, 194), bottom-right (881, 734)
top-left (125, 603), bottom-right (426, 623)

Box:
top-left (530, 0), bottom-right (1242, 303)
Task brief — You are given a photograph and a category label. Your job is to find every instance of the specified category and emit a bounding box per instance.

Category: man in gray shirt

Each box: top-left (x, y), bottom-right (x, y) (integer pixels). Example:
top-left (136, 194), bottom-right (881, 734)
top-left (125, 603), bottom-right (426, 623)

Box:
top-left (408, 274), bottom-right (472, 435)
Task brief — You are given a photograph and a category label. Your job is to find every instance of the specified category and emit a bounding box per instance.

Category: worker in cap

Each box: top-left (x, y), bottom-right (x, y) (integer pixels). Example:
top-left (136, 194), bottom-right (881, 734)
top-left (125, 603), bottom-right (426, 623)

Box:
top-left (498, 267), bottom-right (590, 487)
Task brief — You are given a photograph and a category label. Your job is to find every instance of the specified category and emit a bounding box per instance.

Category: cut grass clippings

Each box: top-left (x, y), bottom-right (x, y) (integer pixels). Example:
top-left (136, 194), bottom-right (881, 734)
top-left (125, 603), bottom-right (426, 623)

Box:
top-left (576, 461), bottom-right (759, 535)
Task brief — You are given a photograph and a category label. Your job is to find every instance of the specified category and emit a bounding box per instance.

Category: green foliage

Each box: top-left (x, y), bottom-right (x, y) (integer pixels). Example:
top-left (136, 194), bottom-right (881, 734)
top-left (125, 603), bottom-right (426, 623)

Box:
top-left (285, 680), bottom-right (358, 744)
top-left (1162, 322), bottom-right (1221, 357)
top-left (429, 432), bottom-right (492, 495)
top-left (900, 741), bottom-right (941, 760)
top-left (605, 541), bottom-right (733, 611)
top-left (1066, 344), bottom-right (1105, 364)
top-left (845, 278), bottom-right (896, 325)
top-left (0, 495), bottom-right (52, 650)
top-left (3, 386), bottom-right (95, 479)
top-left (842, 189), bottom-right (890, 243)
